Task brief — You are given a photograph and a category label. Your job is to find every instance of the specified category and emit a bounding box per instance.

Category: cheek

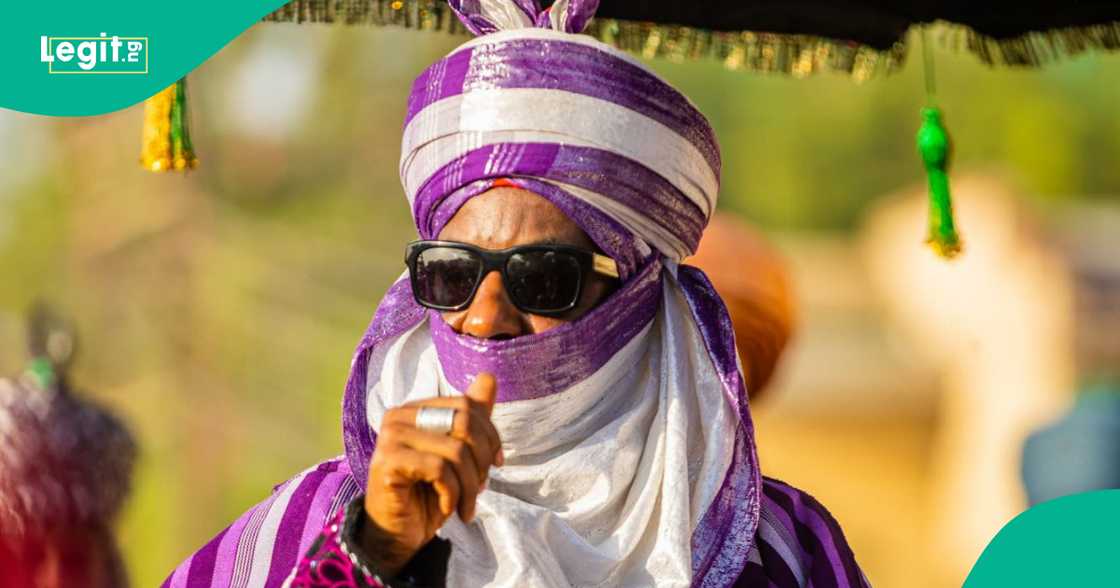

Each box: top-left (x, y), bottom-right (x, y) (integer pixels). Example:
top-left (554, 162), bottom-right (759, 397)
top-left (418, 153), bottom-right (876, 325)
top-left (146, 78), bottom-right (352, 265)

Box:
top-left (528, 314), bottom-right (568, 333)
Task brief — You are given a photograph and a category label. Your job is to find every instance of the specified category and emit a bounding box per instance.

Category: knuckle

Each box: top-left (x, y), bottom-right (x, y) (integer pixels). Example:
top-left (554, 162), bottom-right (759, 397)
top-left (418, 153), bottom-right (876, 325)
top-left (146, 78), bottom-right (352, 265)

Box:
top-left (372, 439), bottom-right (396, 457)
top-left (457, 409), bottom-right (471, 428)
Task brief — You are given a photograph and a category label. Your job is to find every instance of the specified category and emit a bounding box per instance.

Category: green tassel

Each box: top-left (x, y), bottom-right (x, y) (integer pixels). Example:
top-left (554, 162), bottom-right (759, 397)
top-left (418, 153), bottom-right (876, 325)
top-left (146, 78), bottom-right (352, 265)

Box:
top-left (171, 78), bottom-right (197, 170)
top-left (24, 356), bottom-right (56, 390)
top-left (916, 106), bottom-right (962, 258)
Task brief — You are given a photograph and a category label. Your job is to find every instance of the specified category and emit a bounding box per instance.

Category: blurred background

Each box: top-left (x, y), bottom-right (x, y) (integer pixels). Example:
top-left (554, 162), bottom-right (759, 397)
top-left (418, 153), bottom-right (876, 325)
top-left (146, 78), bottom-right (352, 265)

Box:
top-left (1, 22), bottom-right (1118, 587)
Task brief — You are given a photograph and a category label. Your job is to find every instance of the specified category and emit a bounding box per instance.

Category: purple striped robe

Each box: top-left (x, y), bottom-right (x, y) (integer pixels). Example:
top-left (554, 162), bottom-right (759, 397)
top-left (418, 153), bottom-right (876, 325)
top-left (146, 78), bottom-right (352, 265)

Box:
top-left (162, 459), bottom-right (868, 588)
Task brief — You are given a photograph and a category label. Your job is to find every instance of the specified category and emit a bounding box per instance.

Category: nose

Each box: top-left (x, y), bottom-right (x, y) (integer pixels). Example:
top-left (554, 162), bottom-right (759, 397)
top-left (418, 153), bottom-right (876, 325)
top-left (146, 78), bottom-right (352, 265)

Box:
top-left (457, 270), bottom-right (526, 339)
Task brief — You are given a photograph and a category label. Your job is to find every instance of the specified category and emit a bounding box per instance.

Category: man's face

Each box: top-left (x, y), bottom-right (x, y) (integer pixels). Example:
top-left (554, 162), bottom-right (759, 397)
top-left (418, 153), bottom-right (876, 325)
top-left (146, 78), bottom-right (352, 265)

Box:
top-left (436, 187), bottom-right (615, 338)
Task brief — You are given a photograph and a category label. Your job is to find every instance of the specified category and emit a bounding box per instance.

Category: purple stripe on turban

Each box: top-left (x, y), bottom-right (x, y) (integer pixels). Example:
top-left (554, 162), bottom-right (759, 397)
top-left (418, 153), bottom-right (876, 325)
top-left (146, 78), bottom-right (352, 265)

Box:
top-left (405, 39), bottom-right (721, 177)
top-left (448, 0), bottom-right (601, 35)
top-left (412, 144), bottom-right (704, 265)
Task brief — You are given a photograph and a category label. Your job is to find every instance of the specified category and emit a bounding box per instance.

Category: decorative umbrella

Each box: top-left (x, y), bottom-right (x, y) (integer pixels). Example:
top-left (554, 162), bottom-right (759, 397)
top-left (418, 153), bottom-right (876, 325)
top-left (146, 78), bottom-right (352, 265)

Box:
top-left (143, 0), bottom-right (1120, 257)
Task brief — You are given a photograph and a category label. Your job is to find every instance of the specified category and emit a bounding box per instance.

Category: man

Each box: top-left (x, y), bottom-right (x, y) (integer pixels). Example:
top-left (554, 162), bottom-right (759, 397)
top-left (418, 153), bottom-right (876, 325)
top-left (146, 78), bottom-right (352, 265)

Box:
top-left (165, 1), bottom-right (867, 586)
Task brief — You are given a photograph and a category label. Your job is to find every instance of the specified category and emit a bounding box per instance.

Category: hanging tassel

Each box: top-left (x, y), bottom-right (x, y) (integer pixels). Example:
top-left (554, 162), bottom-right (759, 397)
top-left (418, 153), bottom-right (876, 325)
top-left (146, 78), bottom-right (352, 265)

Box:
top-left (140, 77), bottom-right (198, 172)
top-left (916, 28), bottom-right (961, 258)
top-left (23, 357), bottom-right (56, 390)
top-left (23, 302), bottom-right (74, 391)
top-left (916, 106), bottom-right (961, 257)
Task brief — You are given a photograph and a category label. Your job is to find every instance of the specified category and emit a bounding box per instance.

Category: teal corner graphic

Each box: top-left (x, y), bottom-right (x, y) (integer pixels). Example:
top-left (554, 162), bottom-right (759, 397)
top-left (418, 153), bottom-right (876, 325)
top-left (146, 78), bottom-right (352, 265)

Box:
top-left (0, 0), bottom-right (290, 116)
top-left (964, 490), bottom-right (1120, 587)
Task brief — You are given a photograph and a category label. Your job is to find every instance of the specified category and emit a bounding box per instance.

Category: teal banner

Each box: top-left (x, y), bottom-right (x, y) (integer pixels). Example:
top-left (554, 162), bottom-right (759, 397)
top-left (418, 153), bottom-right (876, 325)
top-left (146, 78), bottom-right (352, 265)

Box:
top-left (965, 490), bottom-right (1120, 586)
top-left (0, 0), bottom-right (288, 115)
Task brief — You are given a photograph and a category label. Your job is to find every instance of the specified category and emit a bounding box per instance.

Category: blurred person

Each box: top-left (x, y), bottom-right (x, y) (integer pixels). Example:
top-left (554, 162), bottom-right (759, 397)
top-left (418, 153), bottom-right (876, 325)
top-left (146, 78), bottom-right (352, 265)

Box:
top-left (1022, 206), bottom-right (1120, 504)
top-left (0, 307), bottom-right (137, 587)
top-left (165, 3), bottom-right (866, 587)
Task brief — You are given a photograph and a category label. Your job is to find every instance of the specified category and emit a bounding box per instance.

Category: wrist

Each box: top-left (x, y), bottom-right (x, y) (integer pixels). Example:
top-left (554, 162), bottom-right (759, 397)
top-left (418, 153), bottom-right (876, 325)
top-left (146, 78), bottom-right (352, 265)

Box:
top-left (354, 498), bottom-right (419, 578)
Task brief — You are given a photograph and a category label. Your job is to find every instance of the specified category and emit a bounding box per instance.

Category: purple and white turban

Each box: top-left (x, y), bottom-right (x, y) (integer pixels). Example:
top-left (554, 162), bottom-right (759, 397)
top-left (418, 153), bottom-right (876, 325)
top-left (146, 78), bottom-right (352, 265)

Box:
top-left (341, 2), bottom-right (761, 586)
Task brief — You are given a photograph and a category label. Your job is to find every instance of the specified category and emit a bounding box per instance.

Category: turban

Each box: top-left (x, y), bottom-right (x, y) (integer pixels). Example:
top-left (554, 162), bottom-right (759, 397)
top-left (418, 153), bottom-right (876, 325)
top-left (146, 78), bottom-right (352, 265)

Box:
top-left (342, 2), bottom-right (761, 586)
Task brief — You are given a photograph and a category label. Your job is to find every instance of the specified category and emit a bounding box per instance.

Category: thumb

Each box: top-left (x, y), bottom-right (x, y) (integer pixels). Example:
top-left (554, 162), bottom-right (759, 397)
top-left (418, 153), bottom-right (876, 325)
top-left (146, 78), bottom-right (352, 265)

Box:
top-left (466, 372), bottom-right (498, 416)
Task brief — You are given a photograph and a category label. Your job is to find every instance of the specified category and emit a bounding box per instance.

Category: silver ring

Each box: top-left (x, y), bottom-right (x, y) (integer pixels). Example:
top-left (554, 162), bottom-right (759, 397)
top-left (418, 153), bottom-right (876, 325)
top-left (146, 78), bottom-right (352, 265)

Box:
top-left (415, 406), bottom-right (456, 435)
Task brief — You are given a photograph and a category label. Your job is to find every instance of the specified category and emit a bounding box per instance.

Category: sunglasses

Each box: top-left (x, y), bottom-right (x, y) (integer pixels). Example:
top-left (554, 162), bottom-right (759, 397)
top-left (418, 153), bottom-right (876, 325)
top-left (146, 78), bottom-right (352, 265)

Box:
top-left (405, 240), bottom-right (620, 316)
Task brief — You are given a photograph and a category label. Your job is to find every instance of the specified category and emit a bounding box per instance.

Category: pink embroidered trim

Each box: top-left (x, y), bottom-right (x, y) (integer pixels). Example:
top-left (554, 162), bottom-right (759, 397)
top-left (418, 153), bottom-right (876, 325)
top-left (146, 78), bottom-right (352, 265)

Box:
top-left (290, 506), bottom-right (386, 588)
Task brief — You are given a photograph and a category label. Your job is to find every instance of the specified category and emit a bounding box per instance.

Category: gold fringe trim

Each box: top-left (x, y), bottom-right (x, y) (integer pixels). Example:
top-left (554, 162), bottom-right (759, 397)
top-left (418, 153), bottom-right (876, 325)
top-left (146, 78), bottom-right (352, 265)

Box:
top-left (263, 1), bottom-right (1120, 75)
top-left (938, 21), bottom-right (1120, 67)
top-left (265, 0), bottom-right (468, 32)
top-left (586, 20), bottom-right (905, 80)
top-left (263, 0), bottom-right (905, 79)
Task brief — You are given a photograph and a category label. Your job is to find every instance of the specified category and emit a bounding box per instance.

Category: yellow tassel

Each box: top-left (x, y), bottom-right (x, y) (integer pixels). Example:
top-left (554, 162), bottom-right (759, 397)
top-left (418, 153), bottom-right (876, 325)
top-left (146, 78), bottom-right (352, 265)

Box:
top-left (140, 78), bottom-right (198, 172)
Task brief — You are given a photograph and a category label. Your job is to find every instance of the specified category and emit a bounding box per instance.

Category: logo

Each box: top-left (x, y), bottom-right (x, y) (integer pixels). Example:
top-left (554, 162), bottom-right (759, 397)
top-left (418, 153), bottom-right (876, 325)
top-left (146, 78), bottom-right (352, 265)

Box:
top-left (40, 33), bottom-right (148, 74)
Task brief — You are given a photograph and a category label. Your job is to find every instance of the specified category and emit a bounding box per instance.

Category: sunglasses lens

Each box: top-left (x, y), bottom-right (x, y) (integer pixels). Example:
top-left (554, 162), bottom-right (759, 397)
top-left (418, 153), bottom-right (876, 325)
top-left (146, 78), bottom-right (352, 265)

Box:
top-left (413, 247), bottom-right (483, 309)
top-left (506, 250), bottom-right (583, 313)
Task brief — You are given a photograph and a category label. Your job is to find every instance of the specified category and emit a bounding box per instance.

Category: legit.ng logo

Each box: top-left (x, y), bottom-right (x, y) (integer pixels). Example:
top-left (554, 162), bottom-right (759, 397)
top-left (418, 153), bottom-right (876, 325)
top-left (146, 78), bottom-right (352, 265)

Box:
top-left (39, 33), bottom-right (148, 74)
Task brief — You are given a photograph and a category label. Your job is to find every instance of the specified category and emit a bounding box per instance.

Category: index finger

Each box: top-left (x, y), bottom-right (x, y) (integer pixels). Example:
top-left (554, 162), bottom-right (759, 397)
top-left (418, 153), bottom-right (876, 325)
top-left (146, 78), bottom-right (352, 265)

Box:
top-left (465, 373), bottom-right (497, 417)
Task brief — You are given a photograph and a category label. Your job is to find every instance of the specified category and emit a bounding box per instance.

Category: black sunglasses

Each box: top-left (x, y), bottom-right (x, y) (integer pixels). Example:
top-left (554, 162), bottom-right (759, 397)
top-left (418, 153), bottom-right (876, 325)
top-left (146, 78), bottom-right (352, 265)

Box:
top-left (405, 240), bottom-right (620, 316)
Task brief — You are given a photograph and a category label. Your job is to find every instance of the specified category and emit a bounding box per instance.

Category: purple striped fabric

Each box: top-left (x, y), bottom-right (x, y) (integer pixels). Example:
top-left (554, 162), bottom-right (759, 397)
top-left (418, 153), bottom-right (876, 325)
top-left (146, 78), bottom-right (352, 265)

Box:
top-left (429, 256), bottom-right (662, 401)
top-left (447, 0), bottom-right (600, 36)
top-left (182, 527), bottom-right (226, 587)
top-left (676, 265), bottom-right (761, 588)
top-left (411, 143), bottom-right (707, 258)
top-left (342, 279), bottom-right (428, 488)
top-left (405, 38), bottom-right (721, 176)
top-left (263, 468), bottom-right (330, 586)
top-left (161, 458), bottom-right (359, 588)
top-left (415, 175), bottom-right (654, 280)
top-left (760, 479), bottom-right (868, 588)
top-left (167, 470), bottom-right (869, 587)
top-left (738, 478), bottom-right (871, 588)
